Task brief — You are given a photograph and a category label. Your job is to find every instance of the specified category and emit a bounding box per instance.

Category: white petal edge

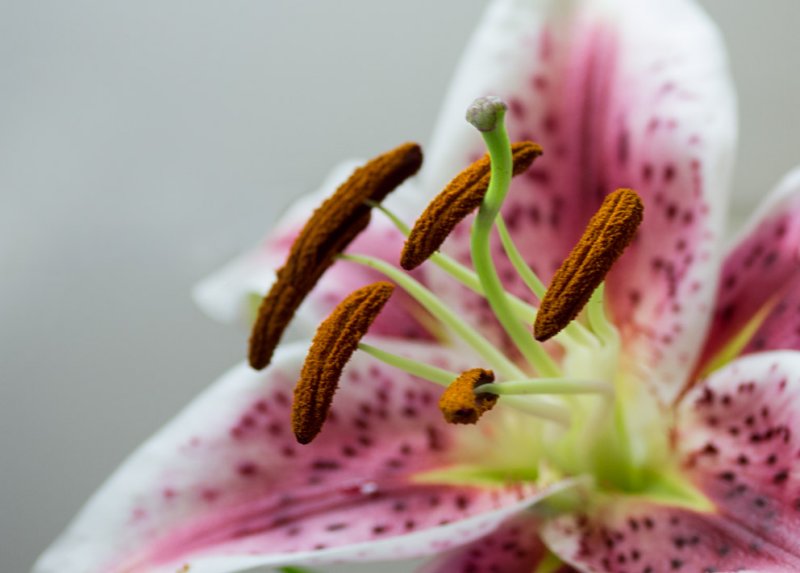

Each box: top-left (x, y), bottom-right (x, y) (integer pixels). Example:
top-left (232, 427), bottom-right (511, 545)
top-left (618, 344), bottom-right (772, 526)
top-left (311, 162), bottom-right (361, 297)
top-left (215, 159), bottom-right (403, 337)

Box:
top-left (191, 160), bottom-right (362, 326)
top-left (34, 336), bottom-right (582, 573)
top-left (724, 166), bottom-right (800, 252)
top-left (175, 478), bottom-right (583, 573)
top-left (192, 158), bottom-right (426, 330)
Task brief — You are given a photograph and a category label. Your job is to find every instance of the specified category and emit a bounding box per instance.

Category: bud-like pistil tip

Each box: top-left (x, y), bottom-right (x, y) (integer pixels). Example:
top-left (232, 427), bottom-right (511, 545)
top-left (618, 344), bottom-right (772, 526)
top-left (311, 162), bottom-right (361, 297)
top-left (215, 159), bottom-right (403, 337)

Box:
top-left (466, 96), bottom-right (507, 132)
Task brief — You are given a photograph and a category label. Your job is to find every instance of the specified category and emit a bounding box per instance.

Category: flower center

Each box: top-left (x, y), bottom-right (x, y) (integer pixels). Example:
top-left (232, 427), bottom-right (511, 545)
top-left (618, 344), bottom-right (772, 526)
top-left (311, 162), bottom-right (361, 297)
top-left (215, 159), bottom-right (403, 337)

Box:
top-left (248, 96), bottom-right (700, 505)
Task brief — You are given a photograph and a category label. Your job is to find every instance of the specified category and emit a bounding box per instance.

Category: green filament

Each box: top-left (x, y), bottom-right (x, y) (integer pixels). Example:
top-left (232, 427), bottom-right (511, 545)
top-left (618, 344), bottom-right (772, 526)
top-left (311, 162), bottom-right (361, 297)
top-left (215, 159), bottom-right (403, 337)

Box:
top-left (468, 102), bottom-right (560, 377)
top-left (339, 253), bottom-right (526, 379)
top-left (358, 343), bottom-right (456, 386)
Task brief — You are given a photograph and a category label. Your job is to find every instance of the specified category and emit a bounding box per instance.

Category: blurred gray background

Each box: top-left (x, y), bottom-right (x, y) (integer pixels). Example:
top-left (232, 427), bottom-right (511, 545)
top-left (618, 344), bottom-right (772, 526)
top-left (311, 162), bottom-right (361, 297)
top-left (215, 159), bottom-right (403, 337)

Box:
top-left (2, 1), bottom-right (799, 571)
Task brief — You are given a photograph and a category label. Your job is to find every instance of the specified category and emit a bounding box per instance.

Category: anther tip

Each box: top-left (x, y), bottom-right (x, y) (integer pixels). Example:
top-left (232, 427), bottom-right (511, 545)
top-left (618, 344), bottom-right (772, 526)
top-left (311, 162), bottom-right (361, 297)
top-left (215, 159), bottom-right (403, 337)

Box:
top-left (466, 96), bottom-right (507, 132)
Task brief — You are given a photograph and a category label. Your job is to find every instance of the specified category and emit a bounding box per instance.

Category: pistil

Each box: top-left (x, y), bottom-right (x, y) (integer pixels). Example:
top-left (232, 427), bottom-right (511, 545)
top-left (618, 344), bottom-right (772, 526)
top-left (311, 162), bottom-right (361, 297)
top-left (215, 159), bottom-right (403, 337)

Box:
top-left (466, 97), bottom-right (561, 377)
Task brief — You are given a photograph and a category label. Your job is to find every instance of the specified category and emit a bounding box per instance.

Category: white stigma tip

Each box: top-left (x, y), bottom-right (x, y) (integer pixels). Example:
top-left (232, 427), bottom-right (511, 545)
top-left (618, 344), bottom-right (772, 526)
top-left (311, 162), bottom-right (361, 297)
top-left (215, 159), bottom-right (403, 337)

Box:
top-left (466, 96), bottom-right (507, 132)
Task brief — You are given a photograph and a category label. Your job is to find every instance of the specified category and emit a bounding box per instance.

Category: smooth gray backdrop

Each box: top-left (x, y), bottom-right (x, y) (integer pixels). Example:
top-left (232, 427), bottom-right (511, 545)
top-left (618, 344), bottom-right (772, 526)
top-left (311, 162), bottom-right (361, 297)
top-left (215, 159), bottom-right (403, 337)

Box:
top-left (2, 1), bottom-right (799, 571)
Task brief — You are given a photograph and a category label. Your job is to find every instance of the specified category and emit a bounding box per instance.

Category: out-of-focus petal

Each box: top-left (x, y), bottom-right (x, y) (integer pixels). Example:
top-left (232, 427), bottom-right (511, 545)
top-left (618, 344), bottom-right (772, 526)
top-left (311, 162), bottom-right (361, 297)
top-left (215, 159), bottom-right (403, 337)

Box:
top-left (417, 511), bottom-right (578, 573)
top-left (420, 0), bottom-right (736, 403)
top-left (193, 160), bottom-right (432, 341)
top-left (543, 351), bottom-right (800, 571)
top-left (697, 168), bottom-right (800, 374)
top-left (34, 338), bottom-right (558, 573)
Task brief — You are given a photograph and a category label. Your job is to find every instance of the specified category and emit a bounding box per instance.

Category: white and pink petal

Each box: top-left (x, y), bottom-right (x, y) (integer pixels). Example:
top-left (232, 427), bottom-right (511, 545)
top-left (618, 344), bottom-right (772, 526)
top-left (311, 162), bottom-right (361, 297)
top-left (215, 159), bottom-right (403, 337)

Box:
top-left (698, 168), bottom-right (800, 372)
top-left (543, 351), bottom-right (800, 572)
top-left (193, 160), bottom-right (433, 342)
top-left (543, 496), bottom-right (798, 573)
top-left (420, 0), bottom-right (736, 403)
top-left (34, 338), bottom-right (553, 573)
top-left (418, 511), bottom-right (578, 573)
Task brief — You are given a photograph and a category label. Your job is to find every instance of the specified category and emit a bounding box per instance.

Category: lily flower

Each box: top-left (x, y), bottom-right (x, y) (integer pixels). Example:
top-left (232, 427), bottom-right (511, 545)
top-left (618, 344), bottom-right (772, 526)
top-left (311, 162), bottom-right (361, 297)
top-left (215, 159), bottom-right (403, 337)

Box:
top-left (34, 0), bottom-right (800, 571)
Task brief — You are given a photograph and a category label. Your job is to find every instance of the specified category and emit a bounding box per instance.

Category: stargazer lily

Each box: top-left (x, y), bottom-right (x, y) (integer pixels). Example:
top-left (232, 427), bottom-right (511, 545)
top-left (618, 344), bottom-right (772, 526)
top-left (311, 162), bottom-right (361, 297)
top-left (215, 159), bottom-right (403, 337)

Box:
top-left (35, 0), bottom-right (800, 572)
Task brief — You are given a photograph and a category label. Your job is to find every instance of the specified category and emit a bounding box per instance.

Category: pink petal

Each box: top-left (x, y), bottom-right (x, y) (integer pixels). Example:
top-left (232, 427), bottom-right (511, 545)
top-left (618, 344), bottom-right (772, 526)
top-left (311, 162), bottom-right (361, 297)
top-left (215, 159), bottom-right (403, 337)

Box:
top-left (193, 160), bottom-right (432, 341)
top-left (417, 512), bottom-right (577, 573)
top-left (421, 0), bottom-right (736, 402)
top-left (698, 169), bottom-right (800, 373)
top-left (34, 339), bottom-right (559, 573)
top-left (542, 351), bottom-right (800, 571)
top-left (543, 497), bottom-right (798, 573)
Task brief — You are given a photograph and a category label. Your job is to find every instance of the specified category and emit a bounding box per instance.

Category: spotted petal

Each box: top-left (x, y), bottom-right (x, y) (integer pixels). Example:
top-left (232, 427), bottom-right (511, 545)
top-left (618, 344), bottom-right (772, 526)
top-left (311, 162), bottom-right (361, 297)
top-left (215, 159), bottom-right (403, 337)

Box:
top-left (417, 511), bottom-right (578, 573)
top-left (193, 160), bottom-right (432, 341)
top-left (698, 168), bottom-right (800, 374)
top-left (420, 0), bottom-right (736, 402)
top-left (34, 338), bottom-right (567, 573)
top-left (542, 351), bottom-right (800, 572)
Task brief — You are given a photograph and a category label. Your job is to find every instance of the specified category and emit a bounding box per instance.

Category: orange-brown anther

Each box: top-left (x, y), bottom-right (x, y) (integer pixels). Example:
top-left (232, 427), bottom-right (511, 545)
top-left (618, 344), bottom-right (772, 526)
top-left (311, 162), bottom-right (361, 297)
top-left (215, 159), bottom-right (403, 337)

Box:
top-left (438, 368), bottom-right (497, 425)
top-left (248, 143), bottom-right (422, 370)
top-left (292, 281), bottom-right (394, 444)
top-left (534, 188), bottom-right (644, 342)
top-left (400, 141), bottom-right (542, 270)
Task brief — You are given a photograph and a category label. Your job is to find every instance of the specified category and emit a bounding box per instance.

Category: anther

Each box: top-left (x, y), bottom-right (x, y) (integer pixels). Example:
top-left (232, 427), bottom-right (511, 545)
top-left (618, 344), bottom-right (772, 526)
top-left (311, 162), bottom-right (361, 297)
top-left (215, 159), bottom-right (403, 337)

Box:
top-left (292, 281), bottom-right (394, 444)
top-left (438, 368), bottom-right (497, 424)
top-left (249, 143), bottom-right (422, 370)
top-left (534, 188), bottom-right (644, 342)
top-left (400, 141), bottom-right (541, 270)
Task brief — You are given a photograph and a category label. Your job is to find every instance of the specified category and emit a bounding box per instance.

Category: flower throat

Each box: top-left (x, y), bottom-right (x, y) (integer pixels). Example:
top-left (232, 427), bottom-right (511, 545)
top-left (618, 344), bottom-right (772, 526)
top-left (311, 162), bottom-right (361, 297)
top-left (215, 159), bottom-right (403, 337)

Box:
top-left (247, 96), bottom-right (697, 499)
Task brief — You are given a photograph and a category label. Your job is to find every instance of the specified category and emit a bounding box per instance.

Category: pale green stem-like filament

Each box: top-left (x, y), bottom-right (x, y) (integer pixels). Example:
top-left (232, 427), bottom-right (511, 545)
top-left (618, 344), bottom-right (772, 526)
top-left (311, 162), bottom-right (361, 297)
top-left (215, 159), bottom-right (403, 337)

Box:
top-left (358, 342), bottom-right (571, 426)
top-left (339, 253), bottom-right (526, 379)
top-left (495, 216), bottom-right (546, 299)
top-left (504, 395), bottom-right (571, 427)
top-left (358, 342), bottom-right (456, 386)
top-left (496, 216), bottom-right (595, 347)
top-left (477, 378), bottom-right (614, 397)
top-left (367, 200), bottom-right (411, 235)
top-left (370, 201), bottom-right (536, 324)
top-left (469, 109), bottom-right (560, 377)
top-left (587, 283), bottom-right (619, 344)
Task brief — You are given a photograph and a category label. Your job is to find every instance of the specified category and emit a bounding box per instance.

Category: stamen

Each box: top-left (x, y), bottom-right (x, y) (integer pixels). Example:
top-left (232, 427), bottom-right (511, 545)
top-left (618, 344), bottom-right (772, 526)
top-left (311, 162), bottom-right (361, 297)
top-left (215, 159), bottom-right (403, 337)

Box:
top-left (438, 368), bottom-right (498, 424)
top-left (495, 215), bottom-right (546, 299)
top-left (291, 281), bottom-right (394, 444)
top-left (586, 283), bottom-right (619, 344)
top-left (400, 141), bottom-right (541, 270)
top-left (357, 342), bottom-right (457, 386)
top-left (359, 341), bottom-right (573, 427)
top-left (248, 143), bottom-right (422, 370)
top-left (339, 253), bottom-right (526, 379)
top-left (534, 188), bottom-right (643, 342)
top-left (476, 378), bottom-right (614, 397)
top-left (373, 201), bottom-right (540, 324)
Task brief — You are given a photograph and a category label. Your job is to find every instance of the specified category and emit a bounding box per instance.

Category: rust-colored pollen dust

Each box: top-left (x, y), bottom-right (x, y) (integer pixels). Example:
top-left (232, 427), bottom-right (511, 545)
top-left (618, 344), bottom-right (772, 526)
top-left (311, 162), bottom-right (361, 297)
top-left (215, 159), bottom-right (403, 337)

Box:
top-left (248, 143), bottom-right (422, 371)
top-left (400, 141), bottom-right (542, 270)
top-left (292, 281), bottom-right (395, 445)
top-left (438, 368), bottom-right (497, 425)
top-left (534, 188), bottom-right (644, 342)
